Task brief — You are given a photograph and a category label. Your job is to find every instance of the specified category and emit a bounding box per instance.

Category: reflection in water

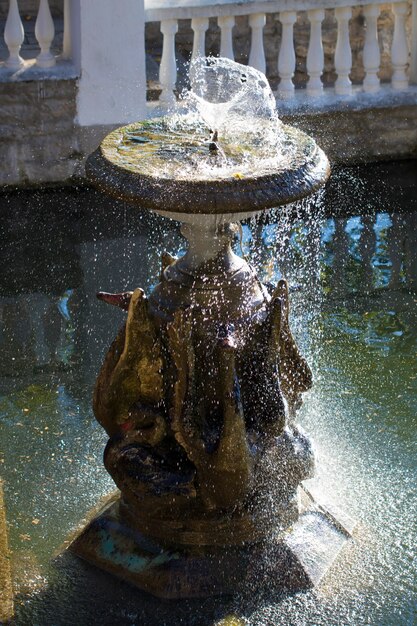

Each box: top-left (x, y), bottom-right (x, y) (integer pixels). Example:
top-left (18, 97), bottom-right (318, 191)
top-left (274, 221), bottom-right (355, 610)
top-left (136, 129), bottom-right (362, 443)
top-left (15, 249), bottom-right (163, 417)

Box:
top-left (0, 165), bottom-right (416, 624)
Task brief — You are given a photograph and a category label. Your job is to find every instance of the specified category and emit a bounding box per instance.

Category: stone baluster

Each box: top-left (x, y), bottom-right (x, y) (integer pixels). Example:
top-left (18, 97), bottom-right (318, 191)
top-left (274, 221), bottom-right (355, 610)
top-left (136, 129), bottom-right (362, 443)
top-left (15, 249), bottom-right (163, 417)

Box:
top-left (248, 13), bottom-right (266, 73)
top-left (4, 0), bottom-right (24, 69)
top-left (62, 0), bottom-right (71, 60)
top-left (391, 2), bottom-right (409, 89)
top-left (306, 9), bottom-right (324, 96)
top-left (278, 11), bottom-right (297, 98)
top-left (363, 5), bottom-right (381, 92)
top-left (159, 19), bottom-right (178, 105)
top-left (191, 17), bottom-right (209, 61)
top-left (334, 6), bottom-right (352, 95)
top-left (218, 16), bottom-right (235, 59)
top-left (35, 0), bottom-right (56, 68)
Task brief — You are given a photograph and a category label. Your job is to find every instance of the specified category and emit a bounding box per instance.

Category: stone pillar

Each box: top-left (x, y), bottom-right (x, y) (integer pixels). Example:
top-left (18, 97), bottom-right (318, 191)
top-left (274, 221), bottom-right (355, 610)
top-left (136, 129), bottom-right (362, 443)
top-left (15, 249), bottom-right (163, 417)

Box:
top-left (191, 17), bottom-right (209, 61)
top-left (306, 8), bottom-right (325, 96)
top-left (35, 0), bottom-right (56, 68)
top-left (391, 1), bottom-right (409, 89)
top-left (159, 19), bottom-right (178, 105)
top-left (363, 4), bottom-right (381, 93)
top-left (218, 15), bottom-right (235, 60)
top-left (75, 0), bottom-right (147, 126)
top-left (249, 13), bottom-right (266, 74)
top-left (335, 6), bottom-right (352, 95)
top-left (278, 11), bottom-right (297, 98)
top-left (4, 0), bottom-right (24, 69)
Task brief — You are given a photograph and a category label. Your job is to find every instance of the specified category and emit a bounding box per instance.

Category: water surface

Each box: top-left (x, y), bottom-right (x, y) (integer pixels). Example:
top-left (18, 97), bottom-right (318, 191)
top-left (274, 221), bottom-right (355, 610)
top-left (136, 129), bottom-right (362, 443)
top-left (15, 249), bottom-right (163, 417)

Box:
top-left (0, 161), bottom-right (416, 625)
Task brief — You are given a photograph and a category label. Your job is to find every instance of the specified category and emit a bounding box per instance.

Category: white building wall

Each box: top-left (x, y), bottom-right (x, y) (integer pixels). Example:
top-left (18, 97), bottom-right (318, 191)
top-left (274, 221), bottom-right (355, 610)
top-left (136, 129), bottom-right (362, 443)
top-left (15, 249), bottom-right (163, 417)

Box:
top-left (75, 0), bottom-right (147, 126)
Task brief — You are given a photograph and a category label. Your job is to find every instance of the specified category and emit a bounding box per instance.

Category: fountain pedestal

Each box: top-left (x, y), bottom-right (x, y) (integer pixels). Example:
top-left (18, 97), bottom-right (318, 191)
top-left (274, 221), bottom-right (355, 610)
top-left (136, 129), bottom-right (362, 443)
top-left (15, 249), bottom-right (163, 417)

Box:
top-left (67, 60), bottom-right (354, 595)
top-left (70, 487), bottom-right (354, 598)
top-left (86, 210), bottom-right (315, 542)
top-left (70, 209), bottom-right (354, 598)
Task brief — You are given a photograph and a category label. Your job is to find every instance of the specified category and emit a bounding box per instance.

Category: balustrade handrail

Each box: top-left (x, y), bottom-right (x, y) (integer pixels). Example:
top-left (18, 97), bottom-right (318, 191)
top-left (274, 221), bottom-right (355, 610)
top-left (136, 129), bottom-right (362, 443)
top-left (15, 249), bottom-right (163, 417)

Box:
top-left (145, 0), bottom-right (411, 21)
top-left (146, 0), bottom-right (416, 107)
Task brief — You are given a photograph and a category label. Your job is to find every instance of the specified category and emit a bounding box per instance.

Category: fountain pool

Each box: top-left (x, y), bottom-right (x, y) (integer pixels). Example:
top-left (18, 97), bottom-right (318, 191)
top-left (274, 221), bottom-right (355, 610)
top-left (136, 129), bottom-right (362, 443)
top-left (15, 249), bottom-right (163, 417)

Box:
top-left (0, 159), bottom-right (416, 623)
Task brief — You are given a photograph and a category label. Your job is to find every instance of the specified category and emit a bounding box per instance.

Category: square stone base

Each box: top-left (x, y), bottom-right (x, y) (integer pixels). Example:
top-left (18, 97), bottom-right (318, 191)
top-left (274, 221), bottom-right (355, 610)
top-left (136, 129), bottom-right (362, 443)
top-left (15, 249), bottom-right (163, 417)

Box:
top-left (68, 492), bottom-right (355, 599)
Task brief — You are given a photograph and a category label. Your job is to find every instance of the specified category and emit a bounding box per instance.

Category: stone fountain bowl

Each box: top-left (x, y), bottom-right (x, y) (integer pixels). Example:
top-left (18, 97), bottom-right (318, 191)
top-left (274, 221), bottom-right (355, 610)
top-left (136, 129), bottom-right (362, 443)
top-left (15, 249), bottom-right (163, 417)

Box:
top-left (86, 117), bottom-right (330, 214)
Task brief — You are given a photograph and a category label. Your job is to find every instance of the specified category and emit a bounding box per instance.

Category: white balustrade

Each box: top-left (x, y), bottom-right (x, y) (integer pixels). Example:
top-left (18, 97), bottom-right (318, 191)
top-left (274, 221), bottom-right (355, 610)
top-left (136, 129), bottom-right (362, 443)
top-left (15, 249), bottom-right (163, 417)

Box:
top-left (391, 2), bottom-right (409, 89)
top-left (248, 13), bottom-right (266, 73)
top-left (35, 0), bottom-right (56, 68)
top-left (278, 11), bottom-right (297, 98)
top-left (191, 17), bottom-right (209, 60)
top-left (2, 0), bottom-right (76, 70)
top-left (218, 15), bottom-right (235, 60)
top-left (159, 19), bottom-right (178, 105)
top-left (363, 5), bottom-right (381, 92)
top-left (149, 0), bottom-right (414, 105)
top-left (4, 0), bottom-right (24, 69)
top-left (335, 6), bottom-right (352, 95)
top-left (0, 0), bottom-right (414, 107)
top-left (306, 9), bottom-right (324, 96)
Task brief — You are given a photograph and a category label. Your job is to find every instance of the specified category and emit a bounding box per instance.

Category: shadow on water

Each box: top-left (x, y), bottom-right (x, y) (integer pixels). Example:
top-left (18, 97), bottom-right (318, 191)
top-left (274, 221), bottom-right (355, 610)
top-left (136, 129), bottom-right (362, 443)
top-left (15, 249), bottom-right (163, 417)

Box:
top-left (11, 550), bottom-right (307, 626)
top-left (0, 161), bottom-right (416, 625)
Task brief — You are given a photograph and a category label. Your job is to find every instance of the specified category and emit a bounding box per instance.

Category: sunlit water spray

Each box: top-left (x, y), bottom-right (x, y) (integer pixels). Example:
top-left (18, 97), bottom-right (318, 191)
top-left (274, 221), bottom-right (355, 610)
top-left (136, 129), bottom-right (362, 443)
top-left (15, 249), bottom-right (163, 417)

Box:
top-left (1, 190), bottom-right (416, 623)
top-left (116, 57), bottom-right (292, 181)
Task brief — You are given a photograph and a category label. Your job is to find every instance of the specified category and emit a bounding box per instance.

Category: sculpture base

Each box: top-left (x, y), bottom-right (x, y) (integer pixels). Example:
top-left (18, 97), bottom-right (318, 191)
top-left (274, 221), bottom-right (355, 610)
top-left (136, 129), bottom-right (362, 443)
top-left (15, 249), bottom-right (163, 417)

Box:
top-left (69, 493), bottom-right (355, 599)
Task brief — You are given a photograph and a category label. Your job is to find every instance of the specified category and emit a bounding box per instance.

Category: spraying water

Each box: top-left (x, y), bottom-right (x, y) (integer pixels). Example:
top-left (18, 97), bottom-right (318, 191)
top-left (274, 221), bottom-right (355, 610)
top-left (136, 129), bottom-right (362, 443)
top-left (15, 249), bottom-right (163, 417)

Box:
top-left (116, 58), bottom-right (290, 181)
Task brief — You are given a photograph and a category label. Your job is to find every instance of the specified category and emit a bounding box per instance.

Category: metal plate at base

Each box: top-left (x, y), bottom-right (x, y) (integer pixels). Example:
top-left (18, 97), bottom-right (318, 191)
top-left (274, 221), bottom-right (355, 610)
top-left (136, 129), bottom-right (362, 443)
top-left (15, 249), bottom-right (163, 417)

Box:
top-left (68, 495), bottom-right (355, 599)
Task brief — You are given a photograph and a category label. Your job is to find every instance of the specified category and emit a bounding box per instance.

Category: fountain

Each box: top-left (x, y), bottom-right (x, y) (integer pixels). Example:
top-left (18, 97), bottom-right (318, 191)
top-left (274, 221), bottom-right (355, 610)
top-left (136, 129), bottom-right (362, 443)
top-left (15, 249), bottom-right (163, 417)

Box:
top-left (69, 58), bottom-right (353, 598)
